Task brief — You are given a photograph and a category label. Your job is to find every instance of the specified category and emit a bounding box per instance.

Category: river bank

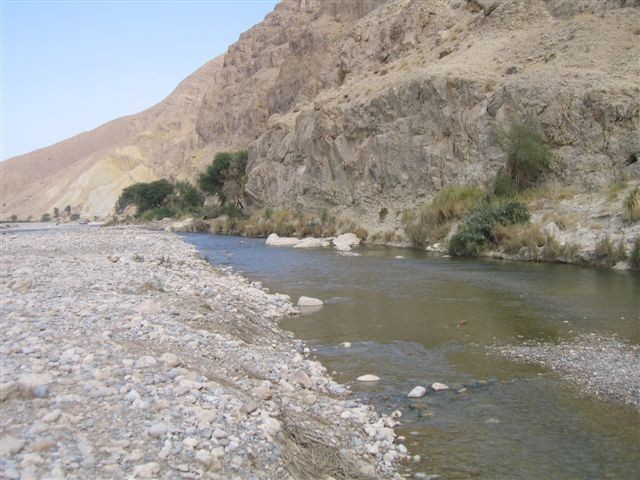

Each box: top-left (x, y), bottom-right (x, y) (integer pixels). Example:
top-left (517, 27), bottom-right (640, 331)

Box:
top-left (0, 226), bottom-right (407, 479)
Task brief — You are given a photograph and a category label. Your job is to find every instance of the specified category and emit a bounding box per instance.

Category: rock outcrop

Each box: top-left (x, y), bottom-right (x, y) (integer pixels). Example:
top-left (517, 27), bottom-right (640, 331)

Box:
top-left (2, 0), bottom-right (639, 223)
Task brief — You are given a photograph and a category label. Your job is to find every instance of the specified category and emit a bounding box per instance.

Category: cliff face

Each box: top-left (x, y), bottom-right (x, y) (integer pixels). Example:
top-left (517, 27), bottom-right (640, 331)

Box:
top-left (2, 0), bottom-right (639, 220)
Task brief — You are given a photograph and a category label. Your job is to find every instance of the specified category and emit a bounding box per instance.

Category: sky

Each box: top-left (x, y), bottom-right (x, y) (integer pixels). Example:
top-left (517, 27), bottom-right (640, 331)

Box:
top-left (0, 0), bottom-right (279, 160)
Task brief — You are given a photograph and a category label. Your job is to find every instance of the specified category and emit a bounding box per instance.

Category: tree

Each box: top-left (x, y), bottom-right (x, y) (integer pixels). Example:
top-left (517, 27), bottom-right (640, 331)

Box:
top-left (115, 179), bottom-right (174, 214)
top-left (41, 213), bottom-right (51, 222)
top-left (9, 214), bottom-right (17, 222)
top-left (53, 207), bottom-right (59, 219)
top-left (168, 181), bottom-right (204, 210)
top-left (198, 150), bottom-right (248, 202)
top-left (64, 205), bottom-right (71, 216)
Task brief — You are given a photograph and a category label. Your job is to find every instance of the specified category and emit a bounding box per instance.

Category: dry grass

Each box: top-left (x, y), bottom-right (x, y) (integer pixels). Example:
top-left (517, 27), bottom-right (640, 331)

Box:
top-left (518, 185), bottom-right (576, 208)
top-left (279, 412), bottom-right (364, 480)
top-left (541, 213), bottom-right (579, 231)
top-left (594, 236), bottom-right (627, 267)
top-left (607, 180), bottom-right (628, 201)
top-left (623, 187), bottom-right (640, 223)
top-left (493, 223), bottom-right (546, 258)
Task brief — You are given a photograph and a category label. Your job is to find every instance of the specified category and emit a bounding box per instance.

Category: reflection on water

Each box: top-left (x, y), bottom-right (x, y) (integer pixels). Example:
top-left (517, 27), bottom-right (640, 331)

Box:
top-left (183, 233), bottom-right (640, 480)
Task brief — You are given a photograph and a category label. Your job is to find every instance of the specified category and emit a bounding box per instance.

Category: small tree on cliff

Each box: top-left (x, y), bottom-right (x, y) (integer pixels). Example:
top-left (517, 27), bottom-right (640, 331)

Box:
top-left (494, 116), bottom-right (554, 193)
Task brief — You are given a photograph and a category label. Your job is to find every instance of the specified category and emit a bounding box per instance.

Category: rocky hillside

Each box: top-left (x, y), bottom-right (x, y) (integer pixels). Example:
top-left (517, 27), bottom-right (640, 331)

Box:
top-left (2, 0), bottom-right (639, 221)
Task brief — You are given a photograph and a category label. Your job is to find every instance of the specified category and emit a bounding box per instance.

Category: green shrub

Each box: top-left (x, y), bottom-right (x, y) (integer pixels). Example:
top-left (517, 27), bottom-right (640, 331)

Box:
top-left (629, 238), bottom-right (640, 271)
top-left (448, 229), bottom-right (487, 257)
top-left (379, 207), bottom-right (389, 222)
top-left (494, 116), bottom-right (554, 191)
top-left (140, 206), bottom-right (179, 221)
top-left (41, 213), bottom-right (51, 222)
top-left (403, 186), bottom-right (484, 247)
top-left (493, 172), bottom-right (517, 198)
top-left (448, 201), bottom-right (530, 257)
top-left (623, 187), bottom-right (640, 223)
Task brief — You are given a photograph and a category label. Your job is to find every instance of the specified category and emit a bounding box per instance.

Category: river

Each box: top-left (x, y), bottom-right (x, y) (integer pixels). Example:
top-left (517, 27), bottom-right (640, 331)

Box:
top-left (183, 233), bottom-right (640, 480)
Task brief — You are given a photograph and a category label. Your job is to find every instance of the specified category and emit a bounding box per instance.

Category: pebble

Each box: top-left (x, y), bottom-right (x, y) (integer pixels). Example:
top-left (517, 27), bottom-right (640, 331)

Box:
top-left (132, 462), bottom-right (160, 478)
top-left (0, 436), bottom-right (25, 456)
top-left (41, 410), bottom-right (61, 423)
top-left (148, 423), bottom-right (167, 437)
top-left (357, 374), bottom-right (381, 382)
top-left (431, 382), bottom-right (449, 391)
top-left (0, 227), bottom-right (406, 479)
top-left (407, 386), bottom-right (427, 398)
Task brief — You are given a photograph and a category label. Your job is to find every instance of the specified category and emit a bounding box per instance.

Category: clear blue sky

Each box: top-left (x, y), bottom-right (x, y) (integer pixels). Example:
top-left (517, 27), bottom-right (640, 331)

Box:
top-left (0, 0), bottom-right (279, 160)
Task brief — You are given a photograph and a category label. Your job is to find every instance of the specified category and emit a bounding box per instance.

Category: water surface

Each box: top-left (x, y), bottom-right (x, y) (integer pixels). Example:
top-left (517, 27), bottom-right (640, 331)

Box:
top-left (183, 233), bottom-right (640, 480)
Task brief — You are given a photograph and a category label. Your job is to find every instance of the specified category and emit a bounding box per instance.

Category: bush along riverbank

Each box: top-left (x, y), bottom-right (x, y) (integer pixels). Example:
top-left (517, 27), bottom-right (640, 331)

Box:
top-left (105, 133), bottom-right (640, 271)
top-left (0, 226), bottom-right (409, 479)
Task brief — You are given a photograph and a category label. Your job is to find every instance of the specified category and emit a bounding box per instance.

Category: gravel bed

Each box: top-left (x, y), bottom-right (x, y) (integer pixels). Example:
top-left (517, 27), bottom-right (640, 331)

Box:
top-left (0, 226), bottom-right (407, 479)
top-left (494, 335), bottom-right (640, 408)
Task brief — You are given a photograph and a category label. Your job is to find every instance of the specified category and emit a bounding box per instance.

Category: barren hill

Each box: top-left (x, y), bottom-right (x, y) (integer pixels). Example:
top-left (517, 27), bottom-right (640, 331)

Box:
top-left (2, 0), bottom-right (639, 220)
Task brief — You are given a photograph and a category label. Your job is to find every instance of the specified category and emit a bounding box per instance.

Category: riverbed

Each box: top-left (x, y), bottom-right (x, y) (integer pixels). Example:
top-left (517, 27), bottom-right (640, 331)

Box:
top-left (184, 233), bottom-right (640, 480)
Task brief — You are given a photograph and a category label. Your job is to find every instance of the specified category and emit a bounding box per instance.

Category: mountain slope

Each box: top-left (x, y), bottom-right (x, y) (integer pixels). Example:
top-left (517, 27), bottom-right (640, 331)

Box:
top-left (1, 0), bottom-right (638, 221)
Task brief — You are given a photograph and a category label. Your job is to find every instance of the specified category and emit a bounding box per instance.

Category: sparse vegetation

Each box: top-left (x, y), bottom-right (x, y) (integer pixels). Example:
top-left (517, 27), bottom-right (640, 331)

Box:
top-left (630, 238), bottom-right (640, 271)
top-left (378, 207), bottom-right (388, 222)
top-left (41, 213), bottom-right (51, 222)
top-left (403, 186), bottom-right (484, 247)
top-left (623, 187), bottom-right (640, 223)
top-left (448, 201), bottom-right (530, 257)
top-left (594, 236), bottom-right (627, 267)
top-left (494, 116), bottom-right (555, 192)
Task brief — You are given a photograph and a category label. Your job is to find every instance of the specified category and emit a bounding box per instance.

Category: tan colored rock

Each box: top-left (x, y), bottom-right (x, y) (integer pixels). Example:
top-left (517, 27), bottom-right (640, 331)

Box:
top-left (2, 0), bottom-right (638, 227)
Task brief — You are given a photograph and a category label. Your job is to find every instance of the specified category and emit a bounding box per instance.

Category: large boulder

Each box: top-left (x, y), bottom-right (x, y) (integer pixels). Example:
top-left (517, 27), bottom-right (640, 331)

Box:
top-left (333, 233), bottom-right (361, 251)
top-left (297, 296), bottom-right (323, 307)
top-left (265, 233), bottom-right (300, 247)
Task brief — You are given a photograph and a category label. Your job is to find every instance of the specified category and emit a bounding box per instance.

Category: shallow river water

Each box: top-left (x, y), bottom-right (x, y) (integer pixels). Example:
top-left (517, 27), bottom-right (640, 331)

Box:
top-left (183, 233), bottom-right (640, 480)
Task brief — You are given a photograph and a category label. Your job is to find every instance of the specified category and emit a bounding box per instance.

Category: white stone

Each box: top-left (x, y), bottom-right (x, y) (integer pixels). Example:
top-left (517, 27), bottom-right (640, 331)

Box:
top-left (17, 374), bottom-right (52, 394)
top-left (265, 233), bottom-right (300, 247)
top-left (297, 296), bottom-right (323, 307)
top-left (341, 342), bottom-right (352, 348)
top-left (182, 437), bottom-right (199, 449)
top-left (357, 374), bottom-right (380, 382)
top-left (132, 462), bottom-right (159, 478)
top-left (431, 382), bottom-right (449, 391)
top-left (333, 233), bottom-right (361, 251)
top-left (42, 409), bottom-right (61, 423)
top-left (136, 300), bottom-right (160, 315)
top-left (407, 386), bottom-right (427, 398)
top-left (159, 353), bottom-right (182, 368)
top-left (293, 237), bottom-right (331, 248)
top-left (0, 436), bottom-right (24, 457)
top-left (134, 356), bottom-right (157, 369)
top-left (148, 423), bottom-right (167, 437)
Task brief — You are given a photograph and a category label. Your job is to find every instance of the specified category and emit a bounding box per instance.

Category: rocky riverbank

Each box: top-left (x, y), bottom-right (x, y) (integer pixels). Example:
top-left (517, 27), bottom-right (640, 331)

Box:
top-left (494, 335), bottom-right (640, 409)
top-left (0, 226), bottom-right (407, 479)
